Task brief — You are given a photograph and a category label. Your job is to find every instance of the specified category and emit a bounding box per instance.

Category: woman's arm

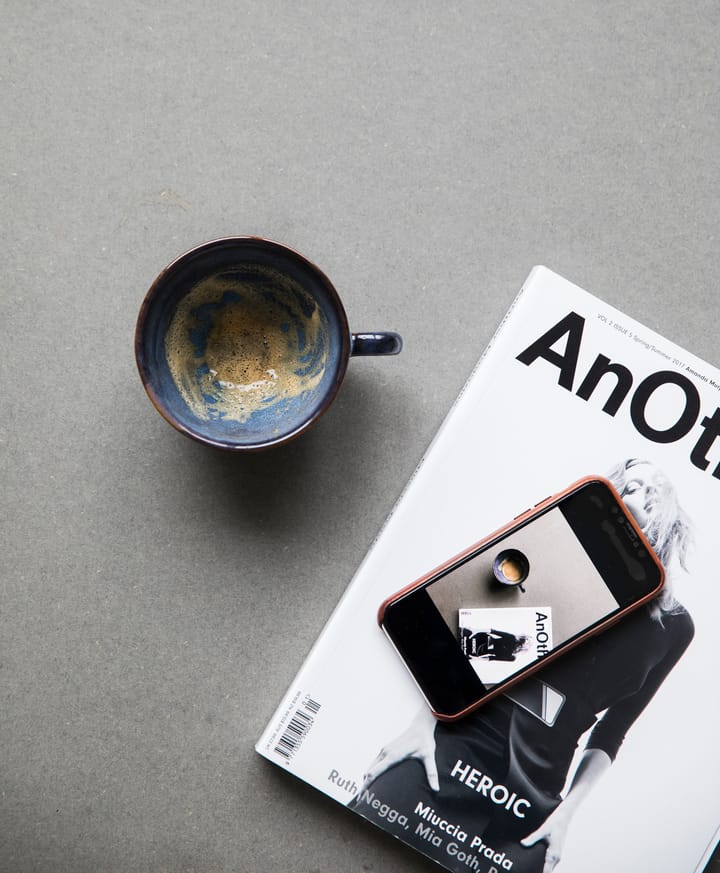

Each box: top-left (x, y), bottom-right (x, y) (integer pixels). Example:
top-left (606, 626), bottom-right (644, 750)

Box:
top-left (361, 706), bottom-right (439, 791)
top-left (520, 748), bottom-right (611, 873)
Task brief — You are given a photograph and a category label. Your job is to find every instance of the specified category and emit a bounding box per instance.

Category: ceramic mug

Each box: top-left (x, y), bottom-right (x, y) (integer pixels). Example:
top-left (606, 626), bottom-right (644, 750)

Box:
top-left (493, 549), bottom-right (530, 588)
top-left (135, 237), bottom-right (402, 451)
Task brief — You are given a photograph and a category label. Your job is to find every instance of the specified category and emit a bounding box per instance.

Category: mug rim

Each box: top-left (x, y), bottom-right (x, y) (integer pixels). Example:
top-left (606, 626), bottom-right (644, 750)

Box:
top-left (135, 235), bottom-right (353, 451)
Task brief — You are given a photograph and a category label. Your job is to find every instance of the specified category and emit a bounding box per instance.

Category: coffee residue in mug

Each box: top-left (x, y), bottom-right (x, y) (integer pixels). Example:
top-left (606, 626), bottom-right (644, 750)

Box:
top-left (165, 266), bottom-right (329, 424)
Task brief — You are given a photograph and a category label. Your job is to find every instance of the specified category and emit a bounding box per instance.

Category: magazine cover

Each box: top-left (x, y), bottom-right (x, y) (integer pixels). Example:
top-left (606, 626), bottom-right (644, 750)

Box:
top-left (458, 607), bottom-right (554, 687)
top-left (256, 267), bottom-right (720, 873)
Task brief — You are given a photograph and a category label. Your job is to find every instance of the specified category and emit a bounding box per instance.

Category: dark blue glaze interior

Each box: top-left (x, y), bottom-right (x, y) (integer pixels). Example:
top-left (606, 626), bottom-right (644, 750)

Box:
top-left (135, 238), bottom-right (351, 449)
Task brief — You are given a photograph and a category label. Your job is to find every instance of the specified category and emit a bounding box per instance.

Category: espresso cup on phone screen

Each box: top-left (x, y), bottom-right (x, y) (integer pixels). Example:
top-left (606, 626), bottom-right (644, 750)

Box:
top-left (135, 237), bottom-right (402, 451)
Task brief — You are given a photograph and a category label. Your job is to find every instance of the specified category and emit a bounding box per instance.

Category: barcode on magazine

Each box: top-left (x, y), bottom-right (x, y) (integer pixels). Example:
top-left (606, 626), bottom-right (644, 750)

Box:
top-left (273, 694), bottom-right (321, 760)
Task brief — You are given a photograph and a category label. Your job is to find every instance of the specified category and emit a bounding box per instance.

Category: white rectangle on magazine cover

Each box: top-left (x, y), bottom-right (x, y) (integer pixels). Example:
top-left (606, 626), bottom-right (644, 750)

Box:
top-left (257, 267), bottom-right (720, 873)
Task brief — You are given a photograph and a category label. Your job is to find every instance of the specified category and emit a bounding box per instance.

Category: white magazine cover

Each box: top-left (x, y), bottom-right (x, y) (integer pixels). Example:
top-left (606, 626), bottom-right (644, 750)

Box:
top-left (257, 267), bottom-right (720, 873)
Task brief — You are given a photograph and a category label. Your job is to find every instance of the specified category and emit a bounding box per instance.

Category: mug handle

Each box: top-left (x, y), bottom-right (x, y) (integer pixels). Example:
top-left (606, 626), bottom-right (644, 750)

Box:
top-left (351, 332), bottom-right (403, 356)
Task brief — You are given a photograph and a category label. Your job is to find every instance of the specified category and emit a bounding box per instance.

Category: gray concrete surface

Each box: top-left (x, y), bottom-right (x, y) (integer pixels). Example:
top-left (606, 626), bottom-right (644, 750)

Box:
top-left (2, 2), bottom-right (718, 871)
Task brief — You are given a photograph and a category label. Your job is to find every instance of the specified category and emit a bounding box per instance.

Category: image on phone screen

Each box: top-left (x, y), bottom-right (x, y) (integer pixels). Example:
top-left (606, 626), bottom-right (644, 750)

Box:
top-left (427, 504), bottom-right (616, 686)
top-left (379, 479), bottom-right (664, 719)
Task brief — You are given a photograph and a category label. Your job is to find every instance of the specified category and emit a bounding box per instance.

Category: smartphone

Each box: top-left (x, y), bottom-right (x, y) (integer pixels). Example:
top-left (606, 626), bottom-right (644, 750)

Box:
top-left (378, 476), bottom-right (665, 721)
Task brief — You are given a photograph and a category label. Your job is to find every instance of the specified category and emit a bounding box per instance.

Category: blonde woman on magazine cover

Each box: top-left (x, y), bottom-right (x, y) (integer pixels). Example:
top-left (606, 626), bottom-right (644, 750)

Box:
top-left (352, 460), bottom-right (694, 873)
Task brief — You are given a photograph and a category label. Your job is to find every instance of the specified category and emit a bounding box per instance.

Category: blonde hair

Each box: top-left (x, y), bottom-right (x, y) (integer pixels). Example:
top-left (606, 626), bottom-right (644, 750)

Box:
top-left (606, 459), bottom-right (693, 616)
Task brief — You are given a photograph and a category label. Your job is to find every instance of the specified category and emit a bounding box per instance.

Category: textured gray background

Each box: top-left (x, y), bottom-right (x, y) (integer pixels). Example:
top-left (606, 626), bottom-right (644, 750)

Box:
top-left (2, 2), bottom-right (718, 872)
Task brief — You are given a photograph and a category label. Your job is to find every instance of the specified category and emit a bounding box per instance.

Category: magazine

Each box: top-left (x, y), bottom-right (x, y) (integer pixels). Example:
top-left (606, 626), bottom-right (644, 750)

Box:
top-left (256, 267), bottom-right (720, 873)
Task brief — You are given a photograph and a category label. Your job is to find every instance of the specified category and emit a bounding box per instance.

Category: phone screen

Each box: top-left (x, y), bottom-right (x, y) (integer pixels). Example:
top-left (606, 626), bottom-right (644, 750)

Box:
top-left (380, 479), bottom-right (664, 719)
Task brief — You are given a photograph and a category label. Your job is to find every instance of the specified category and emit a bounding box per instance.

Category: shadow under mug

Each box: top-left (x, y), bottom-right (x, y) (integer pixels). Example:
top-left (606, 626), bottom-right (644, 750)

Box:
top-left (134, 237), bottom-right (402, 451)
